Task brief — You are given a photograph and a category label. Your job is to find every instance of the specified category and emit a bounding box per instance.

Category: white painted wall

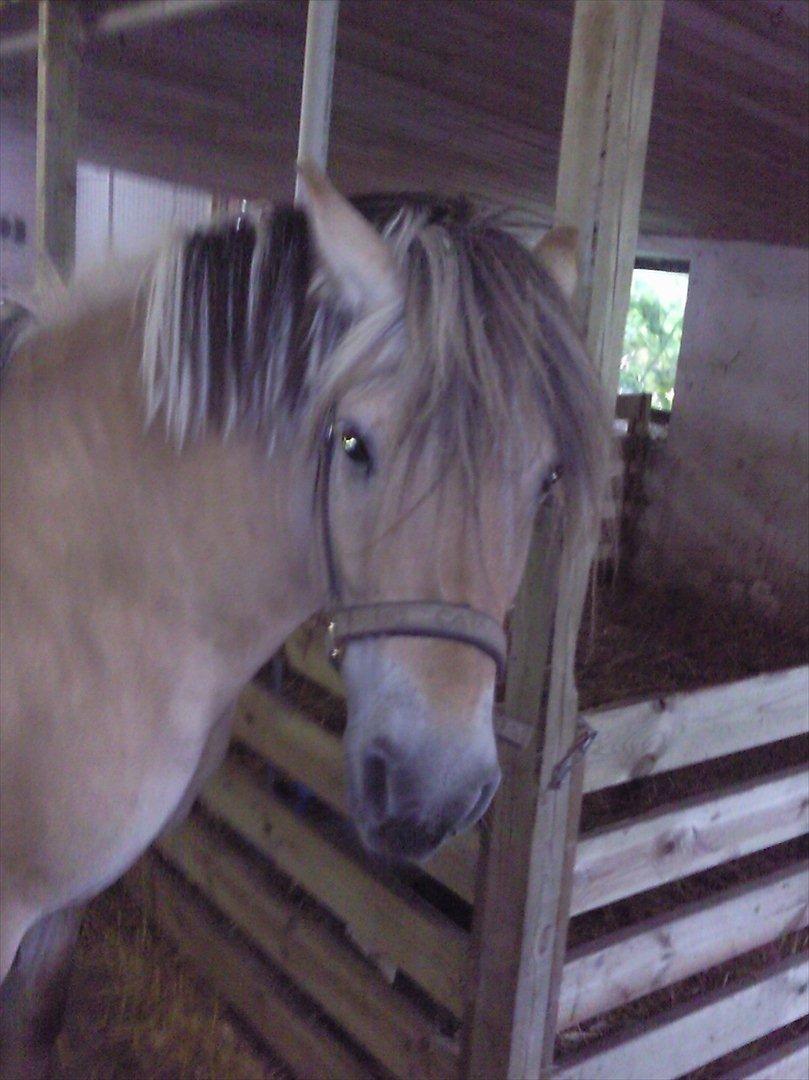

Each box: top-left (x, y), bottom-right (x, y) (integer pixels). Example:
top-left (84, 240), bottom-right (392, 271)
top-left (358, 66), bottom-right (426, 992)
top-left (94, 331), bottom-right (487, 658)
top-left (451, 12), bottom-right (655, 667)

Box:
top-left (0, 113), bottom-right (36, 302)
top-left (636, 238), bottom-right (809, 619)
top-left (0, 112), bottom-right (211, 303)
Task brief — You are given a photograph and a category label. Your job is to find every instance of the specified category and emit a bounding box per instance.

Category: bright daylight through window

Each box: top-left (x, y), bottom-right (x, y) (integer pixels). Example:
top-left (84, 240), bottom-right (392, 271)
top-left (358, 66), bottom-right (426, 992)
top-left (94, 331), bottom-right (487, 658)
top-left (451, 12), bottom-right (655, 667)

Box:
top-left (620, 262), bottom-right (689, 411)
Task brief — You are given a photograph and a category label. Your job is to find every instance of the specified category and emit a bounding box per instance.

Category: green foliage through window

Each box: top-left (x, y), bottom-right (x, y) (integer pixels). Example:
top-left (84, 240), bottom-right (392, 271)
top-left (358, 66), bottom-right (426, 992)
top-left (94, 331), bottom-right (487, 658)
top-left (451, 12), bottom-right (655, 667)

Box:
top-left (620, 267), bottom-right (688, 411)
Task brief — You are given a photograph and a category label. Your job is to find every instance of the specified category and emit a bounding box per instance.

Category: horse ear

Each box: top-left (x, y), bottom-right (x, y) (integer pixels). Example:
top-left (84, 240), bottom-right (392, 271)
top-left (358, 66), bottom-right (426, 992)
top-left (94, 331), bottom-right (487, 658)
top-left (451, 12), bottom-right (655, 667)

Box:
top-left (535, 226), bottom-right (578, 304)
top-left (296, 162), bottom-right (400, 312)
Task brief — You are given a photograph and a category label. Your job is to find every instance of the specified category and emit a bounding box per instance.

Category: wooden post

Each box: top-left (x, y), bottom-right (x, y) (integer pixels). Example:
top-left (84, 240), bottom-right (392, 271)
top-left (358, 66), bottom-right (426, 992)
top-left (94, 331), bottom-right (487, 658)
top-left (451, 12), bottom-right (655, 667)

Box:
top-left (294, 0), bottom-right (340, 200)
top-left (462, 4), bottom-right (663, 1079)
top-left (556, 0), bottom-right (664, 402)
top-left (35, 0), bottom-right (80, 291)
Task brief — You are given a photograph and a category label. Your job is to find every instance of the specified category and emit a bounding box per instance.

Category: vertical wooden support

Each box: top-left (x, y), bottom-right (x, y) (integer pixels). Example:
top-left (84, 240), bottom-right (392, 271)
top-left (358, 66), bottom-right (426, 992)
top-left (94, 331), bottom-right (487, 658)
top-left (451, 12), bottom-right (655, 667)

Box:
top-left (35, 0), bottom-right (80, 291)
top-left (462, 4), bottom-right (663, 1079)
top-left (294, 0), bottom-right (340, 200)
top-left (556, 0), bottom-right (664, 401)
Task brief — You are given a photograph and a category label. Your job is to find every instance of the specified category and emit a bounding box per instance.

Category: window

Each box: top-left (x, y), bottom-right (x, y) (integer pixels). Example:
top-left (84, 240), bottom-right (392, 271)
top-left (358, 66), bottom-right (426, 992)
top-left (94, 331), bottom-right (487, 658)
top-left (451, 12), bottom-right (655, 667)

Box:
top-left (620, 257), bottom-right (689, 412)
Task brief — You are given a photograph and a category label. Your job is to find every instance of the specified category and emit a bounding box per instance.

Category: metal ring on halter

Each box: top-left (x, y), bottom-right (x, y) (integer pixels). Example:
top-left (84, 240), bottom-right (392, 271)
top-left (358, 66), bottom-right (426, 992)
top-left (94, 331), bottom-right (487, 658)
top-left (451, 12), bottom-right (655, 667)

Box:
top-left (326, 602), bottom-right (508, 681)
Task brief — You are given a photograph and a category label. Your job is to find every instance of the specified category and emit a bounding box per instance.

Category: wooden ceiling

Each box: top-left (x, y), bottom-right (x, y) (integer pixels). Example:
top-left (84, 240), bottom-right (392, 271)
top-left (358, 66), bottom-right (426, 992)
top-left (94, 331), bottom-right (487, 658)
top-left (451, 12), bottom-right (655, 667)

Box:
top-left (1, 0), bottom-right (807, 245)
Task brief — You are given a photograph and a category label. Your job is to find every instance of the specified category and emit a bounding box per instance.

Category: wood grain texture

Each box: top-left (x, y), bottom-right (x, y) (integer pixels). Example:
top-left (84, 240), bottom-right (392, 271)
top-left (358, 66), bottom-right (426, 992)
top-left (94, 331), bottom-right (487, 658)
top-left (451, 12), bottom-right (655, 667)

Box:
top-left (199, 755), bottom-right (468, 1016)
top-left (3, 0), bottom-right (806, 244)
top-left (722, 1033), bottom-right (809, 1080)
top-left (234, 682), bottom-right (479, 902)
top-left (553, 953), bottom-right (809, 1080)
top-left (125, 854), bottom-right (372, 1080)
top-left (157, 815), bottom-right (458, 1080)
top-left (559, 861), bottom-right (809, 1029)
top-left (583, 665), bottom-right (809, 793)
top-left (572, 766), bottom-right (809, 915)
top-left (460, 507), bottom-right (568, 1080)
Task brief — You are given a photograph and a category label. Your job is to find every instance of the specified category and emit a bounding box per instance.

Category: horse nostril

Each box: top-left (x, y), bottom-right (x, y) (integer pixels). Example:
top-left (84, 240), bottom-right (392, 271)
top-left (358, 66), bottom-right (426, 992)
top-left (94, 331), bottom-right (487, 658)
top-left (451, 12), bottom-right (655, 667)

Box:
top-left (362, 751), bottom-right (389, 821)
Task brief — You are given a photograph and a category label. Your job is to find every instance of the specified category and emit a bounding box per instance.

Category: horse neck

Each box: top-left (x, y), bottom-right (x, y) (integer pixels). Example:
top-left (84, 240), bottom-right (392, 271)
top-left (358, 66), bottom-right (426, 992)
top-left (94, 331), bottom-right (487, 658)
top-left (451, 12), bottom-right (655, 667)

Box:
top-left (144, 425), bottom-right (326, 685)
top-left (18, 304), bottom-right (326, 693)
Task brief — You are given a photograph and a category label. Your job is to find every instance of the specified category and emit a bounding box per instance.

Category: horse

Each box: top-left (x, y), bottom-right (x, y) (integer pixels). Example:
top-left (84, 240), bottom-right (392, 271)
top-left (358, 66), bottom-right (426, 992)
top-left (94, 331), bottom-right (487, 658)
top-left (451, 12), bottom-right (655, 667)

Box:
top-left (0, 165), bottom-right (607, 1076)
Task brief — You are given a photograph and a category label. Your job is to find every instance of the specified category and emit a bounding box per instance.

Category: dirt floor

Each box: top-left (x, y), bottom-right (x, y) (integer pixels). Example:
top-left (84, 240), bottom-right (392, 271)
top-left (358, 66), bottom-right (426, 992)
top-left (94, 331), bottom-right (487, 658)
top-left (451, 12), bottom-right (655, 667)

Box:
top-left (52, 580), bottom-right (807, 1079)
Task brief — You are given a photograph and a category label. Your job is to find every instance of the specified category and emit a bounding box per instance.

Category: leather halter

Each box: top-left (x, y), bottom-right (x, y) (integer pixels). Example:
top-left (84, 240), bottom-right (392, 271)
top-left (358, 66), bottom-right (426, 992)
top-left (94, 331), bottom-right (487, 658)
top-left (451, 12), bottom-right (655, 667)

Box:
top-left (317, 411), bottom-right (508, 680)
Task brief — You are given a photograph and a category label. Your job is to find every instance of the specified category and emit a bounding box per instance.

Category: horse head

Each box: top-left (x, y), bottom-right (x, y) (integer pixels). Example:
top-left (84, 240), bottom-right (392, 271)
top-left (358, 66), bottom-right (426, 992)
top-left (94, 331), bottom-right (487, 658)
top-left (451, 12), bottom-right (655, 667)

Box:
top-left (297, 169), bottom-right (607, 860)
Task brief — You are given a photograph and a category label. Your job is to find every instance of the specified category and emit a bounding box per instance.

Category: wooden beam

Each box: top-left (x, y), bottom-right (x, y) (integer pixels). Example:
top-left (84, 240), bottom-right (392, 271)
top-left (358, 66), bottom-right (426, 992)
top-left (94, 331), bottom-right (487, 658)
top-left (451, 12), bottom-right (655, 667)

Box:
top-left (233, 682), bottom-right (479, 902)
top-left (555, 0), bottom-right (664, 401)
top-left (461, 507), bottom-right (566, 1080)
top-left (35, 0), bottom-right (80, 289)
top-left (462, 5), bottom-right (663, 1078)
top-left (294, 0), bottom-right (339, 200)
top-left (553, 952), bottom-right (809, 1080)
top-left (158, 815), bottom-right (458, 1080)
top-left (572, 765), bottom-right (808, 916)
top-left (125, 854), bottom-right (372, 1080)
top-left (722, 1033), bottom-right (809, 1080)
top-left (199, 754), bottom-right (468, 1016)
top-left (558, 861), bottom-right (809, 1029)
top-left (1, 0), bottom-right (239, 60)
top-left (583, 664), bottom-right (809, 793)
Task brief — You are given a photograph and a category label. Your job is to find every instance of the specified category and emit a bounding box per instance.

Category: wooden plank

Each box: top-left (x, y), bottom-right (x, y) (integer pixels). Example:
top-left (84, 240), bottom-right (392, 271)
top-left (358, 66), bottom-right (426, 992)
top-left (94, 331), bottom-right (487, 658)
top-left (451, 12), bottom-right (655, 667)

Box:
top-left (1, 1), bottom-right (240, 59)
top-left (553, 952), bottom-right (809, 1080)
top-left (554, 0), bottom-right (664, 403)
top-left (125, 853), bottom-right (371, 1080)
top-left (559, 861), bottom-right (809, 1029)
top-left (572, 766), bottom-right (809, 916)
top-left (35, 0), bottom-right (80, 289)
top-left (157, 815), bottom-right (458, 1080)
top-left (461, 506), bottom-right (568, 1080)
top-left (583, 665), bottom-right (809, 793)
top-left (465, 4), bottom-right (664, 1077)
top-left (723, 1033), bottom-right (809, 1080)
top-left (294, 0), bottom-right (339, 200)
top-left (235, 682), bottom-right (479, 902)
top-left (199, 755), bottom-right (468, 1016)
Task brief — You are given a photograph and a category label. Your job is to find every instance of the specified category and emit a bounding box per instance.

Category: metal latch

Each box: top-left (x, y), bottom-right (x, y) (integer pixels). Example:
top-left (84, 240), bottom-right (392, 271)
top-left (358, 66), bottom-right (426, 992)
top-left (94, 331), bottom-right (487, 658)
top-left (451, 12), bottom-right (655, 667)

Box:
top-left (549, 720), bottom-right (597, 789)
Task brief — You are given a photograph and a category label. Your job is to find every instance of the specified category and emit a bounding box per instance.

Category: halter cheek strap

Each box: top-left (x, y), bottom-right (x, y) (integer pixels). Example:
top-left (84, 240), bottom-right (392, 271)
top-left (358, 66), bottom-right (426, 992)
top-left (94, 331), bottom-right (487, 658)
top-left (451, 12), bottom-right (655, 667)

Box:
top-left (318, 412), bottom-right (508, 680)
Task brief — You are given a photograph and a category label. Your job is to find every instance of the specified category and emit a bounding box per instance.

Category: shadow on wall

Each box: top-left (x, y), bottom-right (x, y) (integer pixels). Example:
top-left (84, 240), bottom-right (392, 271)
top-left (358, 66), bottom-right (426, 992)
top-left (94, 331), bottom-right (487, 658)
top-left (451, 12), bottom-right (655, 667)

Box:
top-left (635, 239), bottom-right (809, 626)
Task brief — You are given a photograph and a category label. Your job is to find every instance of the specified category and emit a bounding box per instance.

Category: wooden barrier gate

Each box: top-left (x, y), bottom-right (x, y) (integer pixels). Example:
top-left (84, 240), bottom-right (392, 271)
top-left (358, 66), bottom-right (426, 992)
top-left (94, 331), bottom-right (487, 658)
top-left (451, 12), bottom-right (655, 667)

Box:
top-left (128, 661), bottom-right (809, 1078)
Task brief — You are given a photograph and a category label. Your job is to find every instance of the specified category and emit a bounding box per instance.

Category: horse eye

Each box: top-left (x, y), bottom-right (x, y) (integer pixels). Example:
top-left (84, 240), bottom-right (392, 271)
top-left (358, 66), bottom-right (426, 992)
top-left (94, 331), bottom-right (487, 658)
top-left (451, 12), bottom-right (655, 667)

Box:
top-left (540, 463), bottom-right (563, 497)
top-left (341, 429), bottom-right (373, 474)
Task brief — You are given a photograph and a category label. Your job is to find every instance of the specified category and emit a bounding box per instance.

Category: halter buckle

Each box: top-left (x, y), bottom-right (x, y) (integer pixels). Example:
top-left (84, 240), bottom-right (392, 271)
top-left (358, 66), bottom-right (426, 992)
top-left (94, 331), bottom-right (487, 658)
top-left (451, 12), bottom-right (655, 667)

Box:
top-left (325, 618), bottom-right (343, 668)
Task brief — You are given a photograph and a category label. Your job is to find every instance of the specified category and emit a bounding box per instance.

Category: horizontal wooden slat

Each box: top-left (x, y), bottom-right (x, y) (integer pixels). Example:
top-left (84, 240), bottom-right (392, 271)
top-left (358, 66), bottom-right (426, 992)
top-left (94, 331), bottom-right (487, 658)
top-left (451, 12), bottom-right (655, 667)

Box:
top-left (125, 854), bottom-right (371, 1080)
top-left (157, 815), bottom-right (458, 1080)
top-left (572, 766), bottom-right (809, 915)
top-left (723, 1033), bottom-right (809, 1080)
top-left (583, 665), bottom-right (809, 793)
top-left (559, 861), bottom-right (809, 1029)
top-left (235, 682), bottom-right (479, 902)
top-left (553, 952), bottom-right (809, 1080)
top-left (200, 755), bottom-right (468, 1016)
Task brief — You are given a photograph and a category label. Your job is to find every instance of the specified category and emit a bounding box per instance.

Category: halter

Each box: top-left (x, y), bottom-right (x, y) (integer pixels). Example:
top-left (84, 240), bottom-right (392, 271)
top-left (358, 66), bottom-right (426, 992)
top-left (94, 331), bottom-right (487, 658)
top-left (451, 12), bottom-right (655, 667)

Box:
top-left (317, 410), bottom-right (509, 680)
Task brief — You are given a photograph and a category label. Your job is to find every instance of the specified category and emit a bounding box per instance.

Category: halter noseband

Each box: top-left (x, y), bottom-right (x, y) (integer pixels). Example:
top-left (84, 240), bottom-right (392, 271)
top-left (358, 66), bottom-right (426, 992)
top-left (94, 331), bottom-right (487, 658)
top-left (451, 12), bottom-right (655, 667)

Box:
top-left (318, 411), bottom-right (508, 680)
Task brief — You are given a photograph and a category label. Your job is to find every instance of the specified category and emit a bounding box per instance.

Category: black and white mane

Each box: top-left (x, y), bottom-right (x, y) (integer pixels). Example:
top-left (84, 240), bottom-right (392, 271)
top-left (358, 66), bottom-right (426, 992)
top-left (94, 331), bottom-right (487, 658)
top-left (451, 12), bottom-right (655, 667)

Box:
top-left (141, 193), bottom-right (607, 535)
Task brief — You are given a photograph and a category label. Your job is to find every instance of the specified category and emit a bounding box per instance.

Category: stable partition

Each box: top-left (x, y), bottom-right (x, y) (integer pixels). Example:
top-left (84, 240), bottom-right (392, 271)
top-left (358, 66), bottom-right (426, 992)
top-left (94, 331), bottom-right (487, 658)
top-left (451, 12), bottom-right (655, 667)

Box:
top-left (128, 661), bottom-right (809, 1079)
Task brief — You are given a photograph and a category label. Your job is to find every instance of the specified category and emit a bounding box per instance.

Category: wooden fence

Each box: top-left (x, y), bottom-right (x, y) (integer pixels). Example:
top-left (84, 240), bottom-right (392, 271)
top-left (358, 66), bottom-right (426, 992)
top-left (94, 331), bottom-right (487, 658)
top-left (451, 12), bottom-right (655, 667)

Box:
top-left (127, 662), bottom-right (809, 1079)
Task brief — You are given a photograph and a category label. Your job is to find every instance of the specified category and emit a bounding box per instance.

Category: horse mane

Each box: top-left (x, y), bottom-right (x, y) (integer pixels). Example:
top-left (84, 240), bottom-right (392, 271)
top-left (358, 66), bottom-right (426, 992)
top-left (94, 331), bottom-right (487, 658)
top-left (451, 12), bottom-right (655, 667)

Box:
top-left (140, 193), bottom-right (608, 537)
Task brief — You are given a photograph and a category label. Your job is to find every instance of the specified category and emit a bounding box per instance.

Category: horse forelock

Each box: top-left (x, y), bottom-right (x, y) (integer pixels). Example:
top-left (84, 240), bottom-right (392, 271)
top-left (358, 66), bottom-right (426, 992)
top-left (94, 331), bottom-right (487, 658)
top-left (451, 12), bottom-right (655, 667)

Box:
top-left (140, 194), bottom-right (608, 539)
